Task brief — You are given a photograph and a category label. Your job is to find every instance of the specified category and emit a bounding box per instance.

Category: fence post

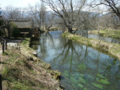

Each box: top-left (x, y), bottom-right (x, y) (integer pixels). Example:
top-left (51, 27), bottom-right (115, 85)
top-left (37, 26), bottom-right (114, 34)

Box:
top-left (0, 74), bottom-right (2, 90)
top-left (2, 41), bottom-right (4, 53)
top-left (5, 40), bottom-right (7, 50)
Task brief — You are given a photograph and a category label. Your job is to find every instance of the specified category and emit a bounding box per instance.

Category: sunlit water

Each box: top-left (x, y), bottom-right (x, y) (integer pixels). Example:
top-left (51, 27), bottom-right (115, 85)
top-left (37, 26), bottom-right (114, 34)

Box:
top-left (30, 31), bottom-right (120, 90)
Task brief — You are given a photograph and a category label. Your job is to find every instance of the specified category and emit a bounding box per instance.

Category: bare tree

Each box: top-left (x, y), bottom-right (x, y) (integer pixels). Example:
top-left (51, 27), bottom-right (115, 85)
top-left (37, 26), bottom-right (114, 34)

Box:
top-left (29, 2), bottom-right (47, 31)
top-left (3, 6), bottom-right (21, 19)
top-left (41, 0), bottom-right (87, 33)
top-left (45, 12), bottom-right (55, 31)
top-left (92, 0), bottom-right (120, 20)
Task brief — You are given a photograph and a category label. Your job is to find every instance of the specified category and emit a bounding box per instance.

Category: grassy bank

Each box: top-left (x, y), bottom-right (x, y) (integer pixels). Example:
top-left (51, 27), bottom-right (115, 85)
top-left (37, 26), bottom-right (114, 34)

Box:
top-left (0, 38), bottom-right (63, 90)
top-left (62, 31), bottom-right (120, 60)
top-left (88, 29), bottom-right (120, 39)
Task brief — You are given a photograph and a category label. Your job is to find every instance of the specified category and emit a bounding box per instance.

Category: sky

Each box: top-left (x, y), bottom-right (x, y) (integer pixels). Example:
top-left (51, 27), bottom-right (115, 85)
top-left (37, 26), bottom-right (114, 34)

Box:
top-left (0, 0), bottom-right (40, 9)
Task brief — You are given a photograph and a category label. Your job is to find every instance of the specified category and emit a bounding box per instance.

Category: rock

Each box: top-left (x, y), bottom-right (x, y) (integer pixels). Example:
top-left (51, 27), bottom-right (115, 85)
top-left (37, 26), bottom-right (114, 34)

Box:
top-left (33, 52), bottom-right (37, 56)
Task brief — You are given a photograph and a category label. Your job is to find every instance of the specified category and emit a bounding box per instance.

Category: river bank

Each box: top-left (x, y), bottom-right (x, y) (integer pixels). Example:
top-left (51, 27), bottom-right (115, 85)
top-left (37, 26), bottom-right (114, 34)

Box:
top-left (0, 38), bottom-right (63, 90)
top-left (62, 31), bottom-right (120, 60)
top-left (88, 29), bottom-right (120, 39)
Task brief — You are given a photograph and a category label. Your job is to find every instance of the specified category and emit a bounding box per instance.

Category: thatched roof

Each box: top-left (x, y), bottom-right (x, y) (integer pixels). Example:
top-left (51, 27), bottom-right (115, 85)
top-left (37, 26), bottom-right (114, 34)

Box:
top-left (9, 19), bottom-right (33, 29)
top-left (34, 24), bottom-right (39, 28)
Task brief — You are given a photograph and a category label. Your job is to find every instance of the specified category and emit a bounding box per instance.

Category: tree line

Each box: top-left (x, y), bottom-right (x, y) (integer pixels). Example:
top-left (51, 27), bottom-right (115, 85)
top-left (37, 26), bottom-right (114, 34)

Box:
top-left (0, 0), bottom-right (120, 36)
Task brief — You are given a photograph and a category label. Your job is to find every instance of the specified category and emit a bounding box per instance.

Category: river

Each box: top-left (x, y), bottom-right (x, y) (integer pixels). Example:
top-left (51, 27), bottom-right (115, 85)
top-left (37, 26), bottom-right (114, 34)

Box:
top-left (30, 31), bottom-right (120, 90)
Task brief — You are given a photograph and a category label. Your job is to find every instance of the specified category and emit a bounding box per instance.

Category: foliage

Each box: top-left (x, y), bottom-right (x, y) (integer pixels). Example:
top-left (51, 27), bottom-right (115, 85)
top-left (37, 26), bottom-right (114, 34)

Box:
top-left (10, 22), bottom-right (20, 38)
top-left (12, 27), bottom-right (20, 38)
top-left (0, 29), bottom-right (3, 36)
top-left (0, 19), bottom-right (5, 36)
top-left (0, 19), bottom-right (4, 27)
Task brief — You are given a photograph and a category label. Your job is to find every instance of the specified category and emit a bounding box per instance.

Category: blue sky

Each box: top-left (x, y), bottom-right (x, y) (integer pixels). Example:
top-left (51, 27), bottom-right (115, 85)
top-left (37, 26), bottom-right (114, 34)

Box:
top-left (0, 0), bottom-right (40, 9)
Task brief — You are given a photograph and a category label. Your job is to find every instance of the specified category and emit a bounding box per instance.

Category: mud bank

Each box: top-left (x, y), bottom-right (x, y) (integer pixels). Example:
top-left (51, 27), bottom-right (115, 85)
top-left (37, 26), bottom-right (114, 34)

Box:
top-left (0, 38), bottom-right (64, 90)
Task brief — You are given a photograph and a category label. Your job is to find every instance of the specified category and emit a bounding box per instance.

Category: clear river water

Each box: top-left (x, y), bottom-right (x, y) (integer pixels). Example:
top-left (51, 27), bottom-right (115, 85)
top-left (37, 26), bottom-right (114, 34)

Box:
top-left (30, 31), bottom-right (120, 90)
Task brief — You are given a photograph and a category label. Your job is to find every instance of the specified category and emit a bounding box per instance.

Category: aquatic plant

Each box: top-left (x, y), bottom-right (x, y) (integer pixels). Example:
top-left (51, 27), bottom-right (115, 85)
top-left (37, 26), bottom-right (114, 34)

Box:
top-left (77, 63), bottom-right (86, 71)
top-left (97, 79), bottom-right (110, 85)
top-left (97, 73), bottom-right (105, 79)
top-left (92, 83), bottom-right (103, 89)
top-left (79, 77), bottom-right (87, 84)
top-left (78, 83), bottom-right (83, 88)
top-left (88, 75), bottom-right (94, 79)
top-left (70, 77), bottom-right (77, 83)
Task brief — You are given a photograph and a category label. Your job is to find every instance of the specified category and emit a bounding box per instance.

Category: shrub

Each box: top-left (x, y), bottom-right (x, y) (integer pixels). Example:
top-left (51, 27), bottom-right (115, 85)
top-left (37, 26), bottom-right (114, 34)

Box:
top-left (12, 26), bottom-right (20, 38)
top-left (0, 29), bottom-right (3, 36)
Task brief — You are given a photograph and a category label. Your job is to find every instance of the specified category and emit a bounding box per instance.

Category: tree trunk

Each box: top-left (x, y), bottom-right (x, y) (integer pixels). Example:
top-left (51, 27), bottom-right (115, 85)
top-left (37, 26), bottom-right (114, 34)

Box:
top-left (8, 28), bottom-right (10, 38)
top-left (119, 16), bottom-right (120, 20)
top-left (68, 27), bottom-right (72, 33)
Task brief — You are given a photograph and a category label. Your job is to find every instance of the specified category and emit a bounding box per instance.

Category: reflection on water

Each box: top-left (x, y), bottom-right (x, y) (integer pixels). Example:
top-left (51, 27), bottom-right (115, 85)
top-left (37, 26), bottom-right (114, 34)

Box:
top-left (76, 30), bottom-right (120, 44)
top-left (31, 31), bottom-right (120, 90)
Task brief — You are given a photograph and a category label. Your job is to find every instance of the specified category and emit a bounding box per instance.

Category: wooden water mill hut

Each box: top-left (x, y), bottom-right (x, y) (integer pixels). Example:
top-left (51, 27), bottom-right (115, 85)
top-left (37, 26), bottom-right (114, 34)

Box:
top-left (9, 18), bottom-right (34, 37)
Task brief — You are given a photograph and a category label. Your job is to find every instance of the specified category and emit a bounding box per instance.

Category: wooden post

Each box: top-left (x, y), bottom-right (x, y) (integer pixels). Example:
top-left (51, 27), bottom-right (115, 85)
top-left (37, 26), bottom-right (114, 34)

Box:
top-left (2, 41), bottom-right (4, 53)
top-left (5, 40), bottom-right (7, 50)
top-left (0, 74), bottom-right (2, 90)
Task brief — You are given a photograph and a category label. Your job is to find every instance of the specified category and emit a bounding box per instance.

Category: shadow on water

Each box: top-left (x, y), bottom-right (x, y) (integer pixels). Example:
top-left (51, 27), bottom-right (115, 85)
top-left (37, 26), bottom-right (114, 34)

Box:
top-left (30, 31), bottom-right (120, 90)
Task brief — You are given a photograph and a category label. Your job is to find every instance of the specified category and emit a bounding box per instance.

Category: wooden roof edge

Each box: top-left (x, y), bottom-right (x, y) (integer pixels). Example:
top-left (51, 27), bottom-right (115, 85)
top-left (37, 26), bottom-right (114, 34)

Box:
top-left (9, 18), bottom-right (33, 22)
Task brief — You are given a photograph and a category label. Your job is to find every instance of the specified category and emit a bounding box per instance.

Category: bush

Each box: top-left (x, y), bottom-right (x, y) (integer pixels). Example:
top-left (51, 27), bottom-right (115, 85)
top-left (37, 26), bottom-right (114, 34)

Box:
top-left (0, 29), bottom-right (3, 36)
top-left (12, 26), bottom-right (20, 38)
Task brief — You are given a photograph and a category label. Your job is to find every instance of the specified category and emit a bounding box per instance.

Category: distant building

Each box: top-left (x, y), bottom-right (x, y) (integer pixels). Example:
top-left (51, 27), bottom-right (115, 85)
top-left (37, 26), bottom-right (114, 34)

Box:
top-left (9, 18), bottom-right (34, 37)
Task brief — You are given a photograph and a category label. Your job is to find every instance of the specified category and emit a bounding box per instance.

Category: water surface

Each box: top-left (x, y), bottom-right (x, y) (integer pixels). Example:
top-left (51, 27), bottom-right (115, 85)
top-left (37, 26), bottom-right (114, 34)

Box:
top-left (31, 31), bottom-right (120, 90)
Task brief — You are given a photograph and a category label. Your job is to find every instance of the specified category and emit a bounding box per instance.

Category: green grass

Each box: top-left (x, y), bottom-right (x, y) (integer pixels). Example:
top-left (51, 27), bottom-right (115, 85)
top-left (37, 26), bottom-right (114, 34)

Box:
top-left (2, 52), bottom-right (8, 55)
top-left (89, 29), bottom-right (120, 39)
top-left (22, 39), bottom-right (29, 44)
